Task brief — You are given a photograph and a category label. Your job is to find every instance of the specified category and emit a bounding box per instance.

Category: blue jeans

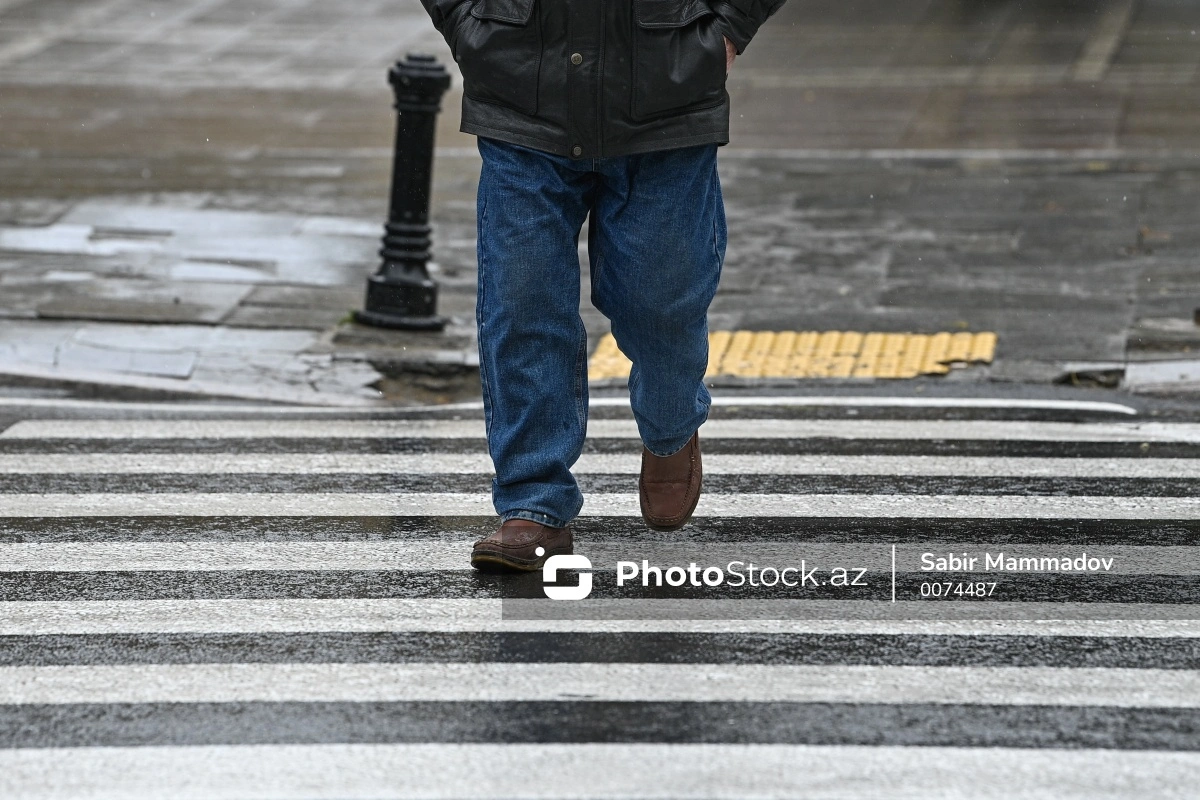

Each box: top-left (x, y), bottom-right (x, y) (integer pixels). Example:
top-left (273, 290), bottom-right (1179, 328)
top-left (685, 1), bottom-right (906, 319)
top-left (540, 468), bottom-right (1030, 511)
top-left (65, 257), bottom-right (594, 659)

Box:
top-left (475, 137), bottom-right (727, 528)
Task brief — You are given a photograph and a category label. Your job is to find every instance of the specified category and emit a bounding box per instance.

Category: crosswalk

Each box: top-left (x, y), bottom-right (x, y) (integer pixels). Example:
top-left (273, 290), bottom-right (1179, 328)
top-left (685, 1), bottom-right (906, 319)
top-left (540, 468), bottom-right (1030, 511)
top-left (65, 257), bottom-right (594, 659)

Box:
top-left (1, 400), bottom-right (1198, 798)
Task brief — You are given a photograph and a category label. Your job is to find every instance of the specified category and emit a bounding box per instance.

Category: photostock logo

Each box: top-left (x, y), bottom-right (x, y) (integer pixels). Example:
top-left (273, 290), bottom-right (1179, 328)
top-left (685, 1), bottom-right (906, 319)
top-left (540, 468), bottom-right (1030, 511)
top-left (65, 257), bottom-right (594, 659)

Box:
top-left (538, 552), bottom-right (870, 602)
top-left (540, 547), bottom-right (593, 600)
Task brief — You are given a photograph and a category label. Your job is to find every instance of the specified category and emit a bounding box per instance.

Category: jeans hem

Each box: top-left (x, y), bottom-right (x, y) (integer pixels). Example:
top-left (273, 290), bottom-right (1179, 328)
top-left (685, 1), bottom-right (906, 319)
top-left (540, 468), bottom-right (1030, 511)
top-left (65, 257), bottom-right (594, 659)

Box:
top-left (501, 509), bottom-right (573, 529)
top-left (644, 423), bottom-right (703, 458)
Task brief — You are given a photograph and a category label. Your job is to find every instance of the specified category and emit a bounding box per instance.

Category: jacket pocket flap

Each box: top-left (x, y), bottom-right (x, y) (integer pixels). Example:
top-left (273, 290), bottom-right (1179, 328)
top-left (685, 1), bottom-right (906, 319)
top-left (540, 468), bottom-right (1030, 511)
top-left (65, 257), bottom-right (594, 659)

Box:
top-left (471, 0), bottom-right (536, 24)
top-left (635, 0), bottom-right (711, 28)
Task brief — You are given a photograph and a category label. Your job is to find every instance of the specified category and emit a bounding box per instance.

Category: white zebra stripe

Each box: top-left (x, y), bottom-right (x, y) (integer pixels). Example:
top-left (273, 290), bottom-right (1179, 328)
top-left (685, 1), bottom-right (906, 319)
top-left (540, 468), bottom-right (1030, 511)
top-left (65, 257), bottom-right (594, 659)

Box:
top-left (2, 453), bottom-right (1196, 477)
top-left (4, 419), bottom-right (1198, 442)
top-left (1, 663), bottom-right (1194, 707)
top-left (0, 542), bottom-right (1192, 574)
top-left (2, 492), bottom-right (1196, 518)
top-left (2, 599), bottom-right (1197, 637)
top-left (0, 744), bottom-right (1193, 799)
top-left (0, 394), bottom-right (1140, 414)
top-left (423, 396), bottom-right (1141, 415)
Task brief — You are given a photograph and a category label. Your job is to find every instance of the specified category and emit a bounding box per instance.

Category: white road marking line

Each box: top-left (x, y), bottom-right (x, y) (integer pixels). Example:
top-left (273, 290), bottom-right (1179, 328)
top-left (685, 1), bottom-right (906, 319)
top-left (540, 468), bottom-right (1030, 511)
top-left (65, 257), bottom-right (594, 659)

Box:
top-left (5, 418), bottom-right (1195, 442)
top-left (0, 744), bottom-right (1194, 799)
top-left (2, 453), bottom-right (1194, 477)
top-left (0, 394), bottom-right (1140, 414)
top-left (2, 599), bottom-right (1198, 637)
top-left (0, 542), bottom-right (1191, 574)
top-left (1, 663), bottom-right (1194, 707)
top-left (1, 492), bottom-right (1196, 518)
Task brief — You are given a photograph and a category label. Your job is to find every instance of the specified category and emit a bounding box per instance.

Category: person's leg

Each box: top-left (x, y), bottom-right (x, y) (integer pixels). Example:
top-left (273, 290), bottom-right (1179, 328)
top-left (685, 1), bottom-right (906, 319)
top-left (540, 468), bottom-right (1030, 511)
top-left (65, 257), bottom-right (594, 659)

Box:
top-left (588, 144), bottom-right (727, 456)
top-left (474, 137), bottom-right (594, 530)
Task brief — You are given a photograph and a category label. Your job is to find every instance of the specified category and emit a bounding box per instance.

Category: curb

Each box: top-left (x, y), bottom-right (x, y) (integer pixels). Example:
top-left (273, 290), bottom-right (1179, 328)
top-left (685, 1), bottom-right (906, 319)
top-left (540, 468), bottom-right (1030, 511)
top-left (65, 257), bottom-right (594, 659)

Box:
top-left (0, 362), bottom-right (386, 408)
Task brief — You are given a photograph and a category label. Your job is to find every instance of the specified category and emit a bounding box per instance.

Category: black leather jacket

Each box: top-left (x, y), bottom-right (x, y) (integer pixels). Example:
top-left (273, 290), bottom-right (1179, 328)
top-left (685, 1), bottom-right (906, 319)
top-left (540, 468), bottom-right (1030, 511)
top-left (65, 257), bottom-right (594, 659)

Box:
top-left (420, 0), bottom-right (786, 158)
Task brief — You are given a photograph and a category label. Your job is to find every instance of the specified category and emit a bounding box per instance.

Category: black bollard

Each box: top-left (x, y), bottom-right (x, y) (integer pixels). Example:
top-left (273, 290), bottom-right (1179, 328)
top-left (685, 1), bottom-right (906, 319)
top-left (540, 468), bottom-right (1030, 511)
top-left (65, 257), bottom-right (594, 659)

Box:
top-left (355, 54), bottom-right (451, 331)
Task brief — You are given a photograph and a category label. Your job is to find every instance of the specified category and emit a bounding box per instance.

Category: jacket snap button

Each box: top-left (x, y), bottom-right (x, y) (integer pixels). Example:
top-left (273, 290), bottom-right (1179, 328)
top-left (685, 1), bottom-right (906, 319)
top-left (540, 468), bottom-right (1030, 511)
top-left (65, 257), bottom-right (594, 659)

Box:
top-left (570, 52), bottom-right (583, 65)
top-left (572, 145), bottom-right (583, 157)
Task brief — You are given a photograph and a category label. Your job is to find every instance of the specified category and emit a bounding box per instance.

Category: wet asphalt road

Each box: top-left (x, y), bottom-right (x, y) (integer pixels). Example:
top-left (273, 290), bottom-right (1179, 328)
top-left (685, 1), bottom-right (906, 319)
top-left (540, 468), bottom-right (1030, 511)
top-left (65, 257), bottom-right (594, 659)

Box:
top-left (0, 394), bottom-right (1198, 797)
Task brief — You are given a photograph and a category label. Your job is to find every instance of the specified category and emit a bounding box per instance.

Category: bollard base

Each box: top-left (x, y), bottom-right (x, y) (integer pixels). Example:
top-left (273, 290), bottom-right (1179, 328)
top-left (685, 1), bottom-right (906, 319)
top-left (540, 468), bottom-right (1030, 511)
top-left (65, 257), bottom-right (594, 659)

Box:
top-left (353, 308), bottom-right (447, 331)
top-left (356, 273), bottom-right (447, 331)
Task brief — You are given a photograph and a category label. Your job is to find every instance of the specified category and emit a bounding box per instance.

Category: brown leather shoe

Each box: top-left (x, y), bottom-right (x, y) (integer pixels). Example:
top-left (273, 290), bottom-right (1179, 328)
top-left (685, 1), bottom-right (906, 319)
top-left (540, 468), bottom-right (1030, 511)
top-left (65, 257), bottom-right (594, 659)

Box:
top-left (639, 431), bottom-right (702, 531)
top-left (471, 518), bottom-right (573, 572)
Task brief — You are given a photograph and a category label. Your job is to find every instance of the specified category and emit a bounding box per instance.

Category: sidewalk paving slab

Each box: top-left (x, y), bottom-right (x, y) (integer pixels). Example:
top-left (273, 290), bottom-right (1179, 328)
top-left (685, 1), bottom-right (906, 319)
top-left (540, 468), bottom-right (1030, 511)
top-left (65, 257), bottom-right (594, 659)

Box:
top-left (2, 0), bottom-right (1200, 405)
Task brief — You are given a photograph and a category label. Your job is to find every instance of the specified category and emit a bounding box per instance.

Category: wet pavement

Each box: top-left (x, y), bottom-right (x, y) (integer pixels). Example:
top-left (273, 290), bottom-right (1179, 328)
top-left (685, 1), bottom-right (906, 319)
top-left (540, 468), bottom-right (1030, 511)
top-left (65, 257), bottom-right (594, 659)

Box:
top-left (1, 0), bottom-right (1199, 404)
top-left (4, 3), bottom-right (1200, 794)
top-left (1, 397), bottom-right (1199, 796)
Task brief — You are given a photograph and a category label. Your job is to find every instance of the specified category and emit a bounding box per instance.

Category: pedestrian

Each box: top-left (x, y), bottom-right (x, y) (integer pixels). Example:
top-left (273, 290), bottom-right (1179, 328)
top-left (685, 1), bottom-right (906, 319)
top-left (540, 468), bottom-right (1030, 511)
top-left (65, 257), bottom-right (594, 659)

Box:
top-left (419, 0), bottom-right (787, 571)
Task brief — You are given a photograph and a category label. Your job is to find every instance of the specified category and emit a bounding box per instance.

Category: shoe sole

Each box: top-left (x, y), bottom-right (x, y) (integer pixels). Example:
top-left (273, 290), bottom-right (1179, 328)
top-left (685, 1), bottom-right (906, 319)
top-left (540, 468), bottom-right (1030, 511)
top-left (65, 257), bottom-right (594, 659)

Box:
top-left (470, 544), bottom-right (572, 573)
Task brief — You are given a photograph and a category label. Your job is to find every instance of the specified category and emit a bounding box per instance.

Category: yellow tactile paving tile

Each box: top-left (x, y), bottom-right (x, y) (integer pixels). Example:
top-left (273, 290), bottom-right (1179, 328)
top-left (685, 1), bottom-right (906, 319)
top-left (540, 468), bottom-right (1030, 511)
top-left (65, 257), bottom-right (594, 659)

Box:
top-left (969, 331), bottom-right (999, 362)
top-left (589, 330), bottom-right (997, 380)
top-left (851, 332), bottom-right (884, 378)
top-left (945, 331), bottom-right (975, 363)
top-left (920, 332), bottom-right (952, 376)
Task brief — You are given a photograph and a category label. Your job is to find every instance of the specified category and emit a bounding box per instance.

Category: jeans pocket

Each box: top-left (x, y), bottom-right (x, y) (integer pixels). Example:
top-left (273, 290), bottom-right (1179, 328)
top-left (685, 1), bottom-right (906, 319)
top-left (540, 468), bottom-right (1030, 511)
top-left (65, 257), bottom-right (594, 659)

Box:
top-left (454, 0), bottom-right (541, 116)
top-left (631, 0), bottom-right (727, 121)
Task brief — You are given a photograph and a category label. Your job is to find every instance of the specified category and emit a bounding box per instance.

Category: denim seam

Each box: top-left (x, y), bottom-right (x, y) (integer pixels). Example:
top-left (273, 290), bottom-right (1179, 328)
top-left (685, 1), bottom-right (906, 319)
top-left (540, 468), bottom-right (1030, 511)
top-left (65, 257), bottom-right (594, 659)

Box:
top-left (476, 191), bottom-right (497, 436)
top-left (574, 319), bottom-right (587, 434)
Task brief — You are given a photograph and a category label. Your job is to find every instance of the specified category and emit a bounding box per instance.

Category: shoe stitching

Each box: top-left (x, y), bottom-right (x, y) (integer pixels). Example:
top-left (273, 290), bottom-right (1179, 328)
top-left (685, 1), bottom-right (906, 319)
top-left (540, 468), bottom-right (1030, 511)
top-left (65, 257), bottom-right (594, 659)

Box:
top-left (640, 434), bottom-right (700, 526)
